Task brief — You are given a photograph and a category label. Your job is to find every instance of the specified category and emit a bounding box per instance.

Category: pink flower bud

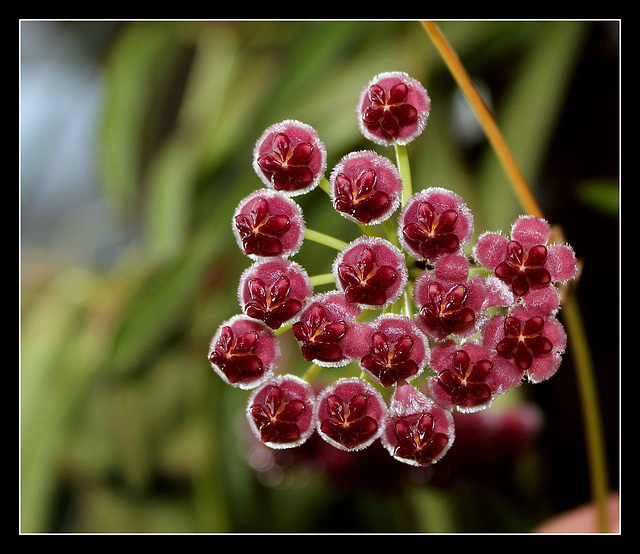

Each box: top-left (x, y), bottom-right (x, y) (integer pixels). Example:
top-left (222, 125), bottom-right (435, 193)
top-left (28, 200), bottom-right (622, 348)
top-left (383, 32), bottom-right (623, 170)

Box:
top-left (208, 315), bottom-right (280, 389)
top-left (357, 72), bottom-right (431, 146)
top-left (232, 189), bottom-right (306, 260)
top-left (381, 382), bottom-right (455, 467)
top-left (359, 314), bottom-right (429, 387)
top-left (332, 236), bottom-right (408, 309)
top-left (481, 306), bottom-right (567, 383)
top-left (398, 188), bottom-right (474, 262)
top-left (329, 150), bottom-right (402, 225)
top-left (291, 292), bottom-right (365, 367)
top-left (427, 340), bottom-right (522, 413)
top-left (473, 215), bottom-right (578, 300)
top-left (316, 377), bottom-right (387, 451)
top-left (238, 258), bottom-right (313, 330)
top-left (253, 120), bottom-right (327, 196)
top-left (247, 374), bottom-right (316, 449)
top-left (413, 253), bottom-right (489, 340)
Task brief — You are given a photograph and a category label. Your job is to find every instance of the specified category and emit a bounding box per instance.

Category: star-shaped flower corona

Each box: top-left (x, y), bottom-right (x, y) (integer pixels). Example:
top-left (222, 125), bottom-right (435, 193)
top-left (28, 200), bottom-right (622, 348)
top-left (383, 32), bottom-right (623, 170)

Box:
top-left (233, 190), bottom-right (306, 259)
top-left (359, 314), bottom-right (429, 387)
top-left (357, 71), bottom-right (431, 146)
top-left (247, 374), bottom-right (316, 449)
top-left (333, 236), bottom-right (408, 309)
top-left (398, 188), bottom-right (474, 262)
top-left (481, 306), bottom-right (567, 383)
top-left (329, 150), bottom-right (403, 225)
top-left (291, 292), bottom-right (368, 367)
top-left (316, 377), bottom-right (386, 451)
top-left (208, 315), bottom-right (280, 390)
top-left (253, 120), bottom-right (327, 196)
top-left (238, 258), bottom-right (313, 330)
top-left (427, 341), bottom-right (522, 413)
top-left (381, 382), bottom-right (454, 467)
top-left (473, 215), bottom-right (578, 298)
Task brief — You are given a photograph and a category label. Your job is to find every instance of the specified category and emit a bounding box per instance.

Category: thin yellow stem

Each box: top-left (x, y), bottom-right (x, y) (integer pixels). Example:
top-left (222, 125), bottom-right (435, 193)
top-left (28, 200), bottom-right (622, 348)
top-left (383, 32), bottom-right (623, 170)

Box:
top-left (421, 20), bottom-right (610, 532)
top-left (421, 21), bottom-right (544, 220)
top-left (562, 294), bottom-right (611, 533)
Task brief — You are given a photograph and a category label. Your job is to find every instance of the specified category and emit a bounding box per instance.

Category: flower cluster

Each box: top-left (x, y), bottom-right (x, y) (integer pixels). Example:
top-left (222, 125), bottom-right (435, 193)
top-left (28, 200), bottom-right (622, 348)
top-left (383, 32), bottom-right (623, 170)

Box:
top-left (208, 71), bottom-right (578, 469)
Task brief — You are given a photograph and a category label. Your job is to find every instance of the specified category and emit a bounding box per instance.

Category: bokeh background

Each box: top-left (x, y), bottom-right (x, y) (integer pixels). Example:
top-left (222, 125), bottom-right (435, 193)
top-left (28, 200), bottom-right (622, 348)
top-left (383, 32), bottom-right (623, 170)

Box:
top-left (20, 20), bottom-right (619, 533)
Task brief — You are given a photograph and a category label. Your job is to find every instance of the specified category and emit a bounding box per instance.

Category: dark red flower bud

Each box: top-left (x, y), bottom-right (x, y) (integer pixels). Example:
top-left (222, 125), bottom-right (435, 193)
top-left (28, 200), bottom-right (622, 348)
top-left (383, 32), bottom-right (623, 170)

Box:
top-left (316, 377), bottom-right (386, 451)
top-left (247, 374), bottom-right (316, 449)
top-left (208, 315), bottom-right (280, 389)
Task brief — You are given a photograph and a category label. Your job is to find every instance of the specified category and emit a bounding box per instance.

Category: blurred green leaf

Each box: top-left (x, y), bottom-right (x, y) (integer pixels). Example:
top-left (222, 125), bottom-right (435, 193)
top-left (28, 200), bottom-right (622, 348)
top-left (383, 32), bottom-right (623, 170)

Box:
top-left (576, 178), bottom-right (619, 216)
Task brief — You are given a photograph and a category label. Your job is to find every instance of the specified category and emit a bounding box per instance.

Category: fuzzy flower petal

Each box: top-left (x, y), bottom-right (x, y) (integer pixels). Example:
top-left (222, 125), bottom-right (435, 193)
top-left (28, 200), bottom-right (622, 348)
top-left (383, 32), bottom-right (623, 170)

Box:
top-left (329, 150), bottom-right (403, 225)
top-left (357, 72), bottom-right (431, 146)
top-left (398, 188), bottom-right (474, 262)
top-left (253, 120), bottom-right (327, 196)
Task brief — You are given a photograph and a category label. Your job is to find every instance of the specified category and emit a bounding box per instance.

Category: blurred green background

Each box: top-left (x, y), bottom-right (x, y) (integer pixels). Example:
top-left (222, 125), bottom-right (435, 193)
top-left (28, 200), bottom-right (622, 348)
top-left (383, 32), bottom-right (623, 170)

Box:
top-left (20, 20), bottom-right (619, 533)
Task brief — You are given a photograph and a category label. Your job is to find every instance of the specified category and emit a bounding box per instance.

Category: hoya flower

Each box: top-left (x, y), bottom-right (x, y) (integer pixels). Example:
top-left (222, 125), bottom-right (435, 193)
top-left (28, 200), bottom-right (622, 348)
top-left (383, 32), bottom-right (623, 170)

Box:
top-left (398, 187), bottom-right (474, 262)
top-left (427, 340), bottom-right (522, 413)
top-left (381, 382), bottom-right (454, 467)
top-left (473, 215), bottom-right (578, 299)
top-left (238, 258), bottom-right (313, 330)
top-left (291, 292), bottom-right (368, 367)
top-left (329, 150), bottom-right (403, 225)
top-left (333, 236), bottom-right (408, 309)
top-left (359, 314), bottom-right (429, 387)
top-left (233, 189), bottom-right (306, 259)
top-left (253, 119), bottom-right (327, 196)
top-left (316, 377), bottom-right (387, 451)
top-left (357, 71), bottom-right (431, 146)
top-left (247, 374), bottom-right (316, 449)
top-left (481, 306), bottom-right (567, 383)
top-left (208, 315), bottom-right (280, 389)
top-left (413, 253), bottom-right (499, 340)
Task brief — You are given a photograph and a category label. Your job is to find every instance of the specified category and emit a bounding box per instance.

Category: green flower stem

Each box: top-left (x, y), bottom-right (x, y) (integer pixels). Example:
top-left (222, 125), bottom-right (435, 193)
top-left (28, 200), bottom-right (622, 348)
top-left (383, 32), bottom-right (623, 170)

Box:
top-left (274, 322), bottom-right (293, 336)
top-left (309, 273), bottom-right (335, 287)
top-left (421, 19), bottom-right (610, 532)
top-left (382, 218), bottom-right (400, 247)
top-left (318, 177), bottom-right (331, 195)
top-left (563, 293), bottom-right (610, 533)
top-left (304, 229), bottom-right (348, 251)
top-left (301, 362), bottom-right (322, 383)
top-left (394, 142), bottom-right (413, 205)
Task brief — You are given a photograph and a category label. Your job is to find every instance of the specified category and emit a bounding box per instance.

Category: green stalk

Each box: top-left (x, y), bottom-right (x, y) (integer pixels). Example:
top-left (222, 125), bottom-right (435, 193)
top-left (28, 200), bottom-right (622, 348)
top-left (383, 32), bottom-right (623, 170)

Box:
top-left (309, 273), bottom-right (335, 287)
top-left (304, 229), bottom-right (348, 251)
top-left (395, 142), bottom-right (413, 205)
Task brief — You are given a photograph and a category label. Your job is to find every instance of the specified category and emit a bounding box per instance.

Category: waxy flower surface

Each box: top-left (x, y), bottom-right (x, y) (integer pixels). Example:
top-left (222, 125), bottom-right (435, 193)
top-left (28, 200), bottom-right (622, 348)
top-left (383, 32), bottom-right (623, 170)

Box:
top-left (253, 119), bottom-right (327, 196)
top-left (247, 374), bottom-right (316, 449)
top-left (398, 187), bottom-right (474, 262)
top-left (333, 236), bottom-right (408, 309)
top-left (233, 190), bottom-right (306, 259)
top-left (427, 340), bottom-right (522, 413)
top-left (474, 215), bottom-right (578, 298)
top-left (209, 315), bottom-right (280, 389)
top-left (481, 306), bottom-right (567, 383)
top-left (357, 71), bottom-right (431, 146)
top-left (316, 378), bottom-right (386, 451)
top-left (329, 150), bottom-right (403, 225)
top-left (359, 314), bottom-right (429, 387)
top-left (414, 253), bottom-right (497, 340)
top-left (291, 292), bottom-right (367, 367)
top-left (238, 258), bottom-right (313, 330)
top-left (382, 382), bottom-right (454, 467)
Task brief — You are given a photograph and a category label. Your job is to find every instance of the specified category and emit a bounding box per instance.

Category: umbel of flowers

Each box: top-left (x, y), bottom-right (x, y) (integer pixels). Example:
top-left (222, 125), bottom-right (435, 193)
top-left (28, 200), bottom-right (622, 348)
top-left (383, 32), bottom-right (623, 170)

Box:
top-left (209, 71), bottom-right (578, 468)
